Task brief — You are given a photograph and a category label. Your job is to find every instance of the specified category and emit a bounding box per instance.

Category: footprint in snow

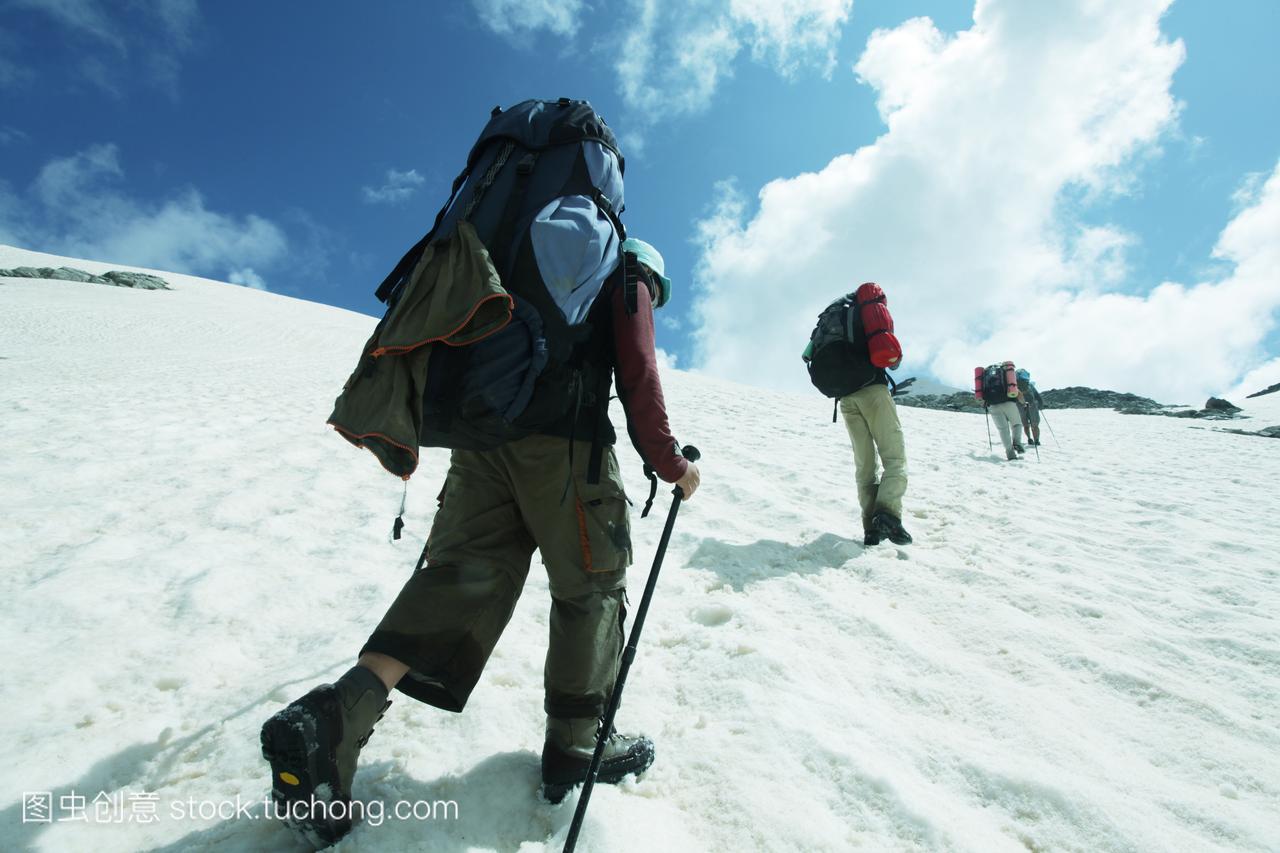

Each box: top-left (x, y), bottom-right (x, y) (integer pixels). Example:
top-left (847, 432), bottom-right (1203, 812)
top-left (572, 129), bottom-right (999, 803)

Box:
top-left (691, 603), bottom-right (733, 627)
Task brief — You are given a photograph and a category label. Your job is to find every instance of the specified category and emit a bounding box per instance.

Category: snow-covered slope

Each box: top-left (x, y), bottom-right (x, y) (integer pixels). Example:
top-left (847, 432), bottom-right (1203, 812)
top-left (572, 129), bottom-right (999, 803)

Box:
top-left (3, 246), bottom-right (1278, 852)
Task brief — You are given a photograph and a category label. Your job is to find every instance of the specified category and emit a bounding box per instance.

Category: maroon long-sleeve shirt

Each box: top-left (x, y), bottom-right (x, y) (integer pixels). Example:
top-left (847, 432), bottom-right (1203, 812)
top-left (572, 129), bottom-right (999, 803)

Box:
top-left (609, 283), bottom-right (688, 484)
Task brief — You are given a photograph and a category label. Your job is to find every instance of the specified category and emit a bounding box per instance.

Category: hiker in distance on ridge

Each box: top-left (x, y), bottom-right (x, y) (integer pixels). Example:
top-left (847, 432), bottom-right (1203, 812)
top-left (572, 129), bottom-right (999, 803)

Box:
top-left (261, 98), bottom-right (699, 847)
top-left (803, 282), bottom-right (912, 547)
top-left (1016, 367), bottom-right (1045, 446)
top-left (976, 361), bottom-right (1027, 460)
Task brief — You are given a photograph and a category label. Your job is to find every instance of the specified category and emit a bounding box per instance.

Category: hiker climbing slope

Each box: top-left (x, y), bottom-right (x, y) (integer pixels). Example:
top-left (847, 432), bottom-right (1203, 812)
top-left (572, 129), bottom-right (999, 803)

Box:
top-left (1017, 367), bottom-right (1045, 446)
top-left (260, 99), bottom-right (699, 847)
top-left (803, 282), bottom-right (912, 546)
top-left (976, 361), bottom-right (1026, 461)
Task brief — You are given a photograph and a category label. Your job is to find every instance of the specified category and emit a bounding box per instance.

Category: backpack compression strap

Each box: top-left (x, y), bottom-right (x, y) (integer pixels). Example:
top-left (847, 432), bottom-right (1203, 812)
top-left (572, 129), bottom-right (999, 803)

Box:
top-left (857, 291), bottom-right (890, 341)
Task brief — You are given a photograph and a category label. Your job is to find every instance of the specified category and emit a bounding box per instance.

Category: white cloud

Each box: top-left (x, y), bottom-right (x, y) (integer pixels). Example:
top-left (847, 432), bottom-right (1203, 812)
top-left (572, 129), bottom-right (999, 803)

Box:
top-left (1226, 357), bottom-right (1280, 402)
top-left (618, 131), bottom-right (647, 160)
top-left (0, 184), bottom-right (22, 246)
top-left (8, 0), bottom-right (201, 97)
top-left (471, 0), bottom-right (583, 37)
top-left (688, 0), bottom-right (1279, 403)
top-left (0, 125), bottom-right (30, 145)
top-left (362, 168), bottom-right (426, 205)
top-left (34, 142), bottom-right (123, 208)
top-left (0, 143), bottom-right (289, 289)
top-left (958, 161), bottom-right (1280, 404)
top-left (656, 347), bottom-right (679, 369)
top-left (0, 55), bottom-right (21, 88)
top-left (616, 0), bottom-right (851, 119)
top-left (730, 0), bottom-right (850, 75)
top-left (155, 0), bottom-right (200, 45)
top-left (228, 267), bottom-right (268, 291)
top-left (466, 0), bottom-right (848, 122)
top-left (0, 27), bottom-right (34, 88)
top-left (12, 0), bottom-right (126, 50)
top-left (1230, 169), bottom-right (1269, 213)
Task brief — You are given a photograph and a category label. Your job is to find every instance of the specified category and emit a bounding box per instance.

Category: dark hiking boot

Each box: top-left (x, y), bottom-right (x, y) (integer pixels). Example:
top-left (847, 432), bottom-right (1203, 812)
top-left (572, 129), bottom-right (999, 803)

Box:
top-left (1006, 449), bottom-right (1019, 461)
top-left (260, 666), bottom-right (390, 847)
top-left (863, 529), bottom-right (882, 547)
top-left (1012, 443), bottom-right (1026, 454)
top-left (541, 717), bottom-right (655, 804)
top-left (871, 510), bottom-right (913, 546)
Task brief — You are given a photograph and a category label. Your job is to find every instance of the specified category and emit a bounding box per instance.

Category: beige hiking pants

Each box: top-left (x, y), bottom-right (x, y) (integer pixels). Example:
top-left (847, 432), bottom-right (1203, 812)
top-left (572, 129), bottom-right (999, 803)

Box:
top-left (988, 401), bottom-right (1023, 455)
top-left (839, 383), bottom-right (908, 531)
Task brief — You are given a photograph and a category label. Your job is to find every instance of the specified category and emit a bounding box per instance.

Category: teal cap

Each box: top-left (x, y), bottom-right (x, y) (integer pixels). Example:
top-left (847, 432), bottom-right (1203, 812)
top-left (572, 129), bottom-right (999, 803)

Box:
top-left (622, 237), bottom-right (672, 308)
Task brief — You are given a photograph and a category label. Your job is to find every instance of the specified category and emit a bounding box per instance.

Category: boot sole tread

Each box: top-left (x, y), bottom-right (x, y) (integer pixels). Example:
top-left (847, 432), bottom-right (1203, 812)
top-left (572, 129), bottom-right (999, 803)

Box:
top-left (260, 689), bottom-right (350, 846)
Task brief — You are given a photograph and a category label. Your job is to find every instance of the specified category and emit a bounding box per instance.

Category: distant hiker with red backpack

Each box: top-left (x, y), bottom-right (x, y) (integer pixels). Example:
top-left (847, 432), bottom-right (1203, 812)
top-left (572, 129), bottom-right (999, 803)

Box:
top-left (260, 100), bottom-right (699, 847)
top-left (975, 361), bottom-right (1026, 460)
top-left (803, 283), bottom-right (911, 547)
top-left (1016, 367), bottom-right (1045, 446)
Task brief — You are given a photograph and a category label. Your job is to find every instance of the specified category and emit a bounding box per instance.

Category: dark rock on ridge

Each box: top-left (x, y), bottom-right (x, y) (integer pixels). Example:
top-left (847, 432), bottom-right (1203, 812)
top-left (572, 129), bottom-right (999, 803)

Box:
top-left (1245, 382), bottom-right (1280, 399)
top-left (0, 266), bottom-right (170, 290)
top-left (897, 385), bottom-right (1244, 421)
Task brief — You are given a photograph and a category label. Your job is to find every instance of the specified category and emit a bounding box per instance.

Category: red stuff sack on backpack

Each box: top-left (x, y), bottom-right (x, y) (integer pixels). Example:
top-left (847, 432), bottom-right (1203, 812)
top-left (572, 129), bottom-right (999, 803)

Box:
top-left (854, 282), bottom-right (902, 369)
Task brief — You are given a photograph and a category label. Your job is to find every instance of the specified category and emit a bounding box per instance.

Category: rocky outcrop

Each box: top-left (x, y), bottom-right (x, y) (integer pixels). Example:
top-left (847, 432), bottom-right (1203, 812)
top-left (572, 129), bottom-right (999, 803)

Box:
top-left (897, 385), bottom-right (1245, 421)
top-left (895, 392), bottom-right (986, 414)
top-left (898, 386), bottom-right (1155, 415)
top-left (1219, 425), bottom-right (1280, 439)
top-left (1245, 382), bottom-right (1280, 399)
top-left (101, 271), bottom-right (170, 289)
top-left (0, 266), bottom-right (170, 290)
top-left (1039, 387), bottom-right (1166, 413)
top-left (1161, 397), bottom-right (1244, 421)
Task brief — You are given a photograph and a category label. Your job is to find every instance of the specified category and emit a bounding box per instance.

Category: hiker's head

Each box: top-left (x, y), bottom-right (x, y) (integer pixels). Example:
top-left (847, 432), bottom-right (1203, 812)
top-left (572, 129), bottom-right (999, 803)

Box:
top-left (622, 237), bottom-right (671, 309)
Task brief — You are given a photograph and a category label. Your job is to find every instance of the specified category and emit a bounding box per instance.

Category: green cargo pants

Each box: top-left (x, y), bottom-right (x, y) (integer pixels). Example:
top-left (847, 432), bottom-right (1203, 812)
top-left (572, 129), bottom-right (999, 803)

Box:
top-left (840, 382), bottom-right (908, 531)
top-left (361, 434), bottom-right (633, 719)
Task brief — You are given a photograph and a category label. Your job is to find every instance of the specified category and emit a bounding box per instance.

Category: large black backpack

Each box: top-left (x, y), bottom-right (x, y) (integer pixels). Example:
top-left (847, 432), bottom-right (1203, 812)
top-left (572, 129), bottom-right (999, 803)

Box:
top-left (981, 364), bottom-right (1008, 406)
top-left (375, 98), bottom-right (626, 451)
top-left (804, 294), bottom-right (881, 399)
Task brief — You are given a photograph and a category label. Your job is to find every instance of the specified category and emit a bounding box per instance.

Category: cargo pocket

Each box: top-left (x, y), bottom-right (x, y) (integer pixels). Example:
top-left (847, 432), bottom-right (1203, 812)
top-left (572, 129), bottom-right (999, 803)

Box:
top-left (573, 467), bottom-right (633, 575)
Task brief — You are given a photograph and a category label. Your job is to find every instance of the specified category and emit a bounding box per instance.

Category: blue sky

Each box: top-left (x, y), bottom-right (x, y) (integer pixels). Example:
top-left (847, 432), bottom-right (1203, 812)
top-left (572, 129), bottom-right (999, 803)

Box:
top-left (2, 0), bottom-right (1278, 400)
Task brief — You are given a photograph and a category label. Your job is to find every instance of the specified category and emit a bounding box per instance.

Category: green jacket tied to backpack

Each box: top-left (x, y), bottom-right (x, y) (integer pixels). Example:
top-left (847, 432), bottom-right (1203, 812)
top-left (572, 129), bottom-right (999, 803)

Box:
top-left (328, 222), bottom-right (513, 479)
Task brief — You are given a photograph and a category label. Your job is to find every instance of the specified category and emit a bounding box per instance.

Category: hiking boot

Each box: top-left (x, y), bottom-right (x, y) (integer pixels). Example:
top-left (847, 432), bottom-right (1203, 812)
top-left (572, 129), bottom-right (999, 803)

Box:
top-left (1006, 449), bottom-right (1019, 461)
top-left (863, 529), bottom-right (882, 547)
top-left (871, 510), bottom-right (913, 546)
top-left (1012, 443), bottom-right (1026, 454)
top-left (541, 716), bottom-right (655, 804)
top-left (260, 666), bottom-right (390, 847)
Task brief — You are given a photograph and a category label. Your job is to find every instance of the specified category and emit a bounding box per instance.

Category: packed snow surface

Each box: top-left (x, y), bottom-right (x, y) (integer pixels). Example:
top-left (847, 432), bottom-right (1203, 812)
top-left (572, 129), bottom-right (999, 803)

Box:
top-left (2, 245), bottom-right (1278, 852)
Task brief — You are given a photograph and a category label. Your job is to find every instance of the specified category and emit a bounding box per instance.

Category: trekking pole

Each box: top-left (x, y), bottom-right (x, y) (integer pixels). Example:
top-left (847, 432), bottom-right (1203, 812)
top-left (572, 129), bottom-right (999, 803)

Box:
top-left (1041, 410), bottom-right (1061, 448)
top-left (984, 410), bottom-right (993, 450)
top-left (563, 445), bottom-right (700, 853)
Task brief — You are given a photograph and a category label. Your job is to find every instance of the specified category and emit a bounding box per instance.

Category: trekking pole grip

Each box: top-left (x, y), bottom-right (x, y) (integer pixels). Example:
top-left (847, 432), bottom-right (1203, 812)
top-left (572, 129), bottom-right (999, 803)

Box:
top-left (674, 445), bottom-right (700, 499)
